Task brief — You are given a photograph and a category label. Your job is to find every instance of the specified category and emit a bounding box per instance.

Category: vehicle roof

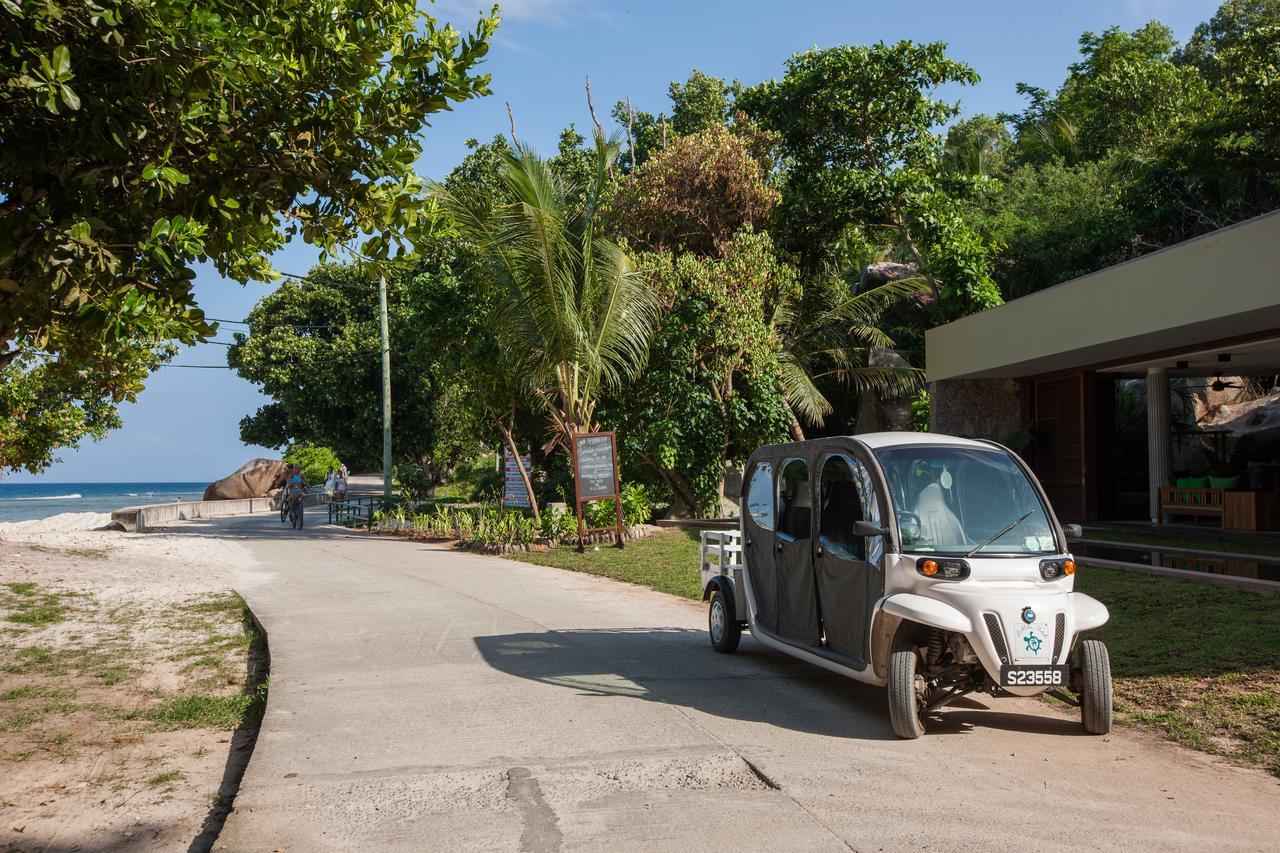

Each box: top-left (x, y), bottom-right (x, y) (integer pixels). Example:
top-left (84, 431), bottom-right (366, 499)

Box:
top-left (854, 432), bottom-right (1001, 451)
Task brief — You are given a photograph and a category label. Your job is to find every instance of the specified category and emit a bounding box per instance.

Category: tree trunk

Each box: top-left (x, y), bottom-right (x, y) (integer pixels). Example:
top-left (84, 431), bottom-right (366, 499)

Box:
top-left (784, 401), bottom-right (807, 442)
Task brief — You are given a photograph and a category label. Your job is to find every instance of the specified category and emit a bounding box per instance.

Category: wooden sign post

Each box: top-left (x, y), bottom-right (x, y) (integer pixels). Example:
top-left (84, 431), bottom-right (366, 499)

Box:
top-left (571, 431), bottom-right (624, 551)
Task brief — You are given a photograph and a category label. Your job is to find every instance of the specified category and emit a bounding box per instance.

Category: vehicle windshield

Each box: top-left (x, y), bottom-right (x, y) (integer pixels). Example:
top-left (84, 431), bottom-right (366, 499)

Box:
top-left (873, 445), bottom-right (1058, 556)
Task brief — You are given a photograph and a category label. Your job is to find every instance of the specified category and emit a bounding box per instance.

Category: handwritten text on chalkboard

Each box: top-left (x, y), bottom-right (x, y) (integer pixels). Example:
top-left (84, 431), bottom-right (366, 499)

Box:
top-left (574, 433), bottom-right (618, 500)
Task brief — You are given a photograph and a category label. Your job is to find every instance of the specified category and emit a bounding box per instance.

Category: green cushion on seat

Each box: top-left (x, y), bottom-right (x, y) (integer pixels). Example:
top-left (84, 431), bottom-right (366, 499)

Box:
top-left (1188, 476), bottom-right (1210, 488)
top-left (1209, 475), bottom-right (1240, 489)
top-left (1176, 476), bottom-right (1193, 488)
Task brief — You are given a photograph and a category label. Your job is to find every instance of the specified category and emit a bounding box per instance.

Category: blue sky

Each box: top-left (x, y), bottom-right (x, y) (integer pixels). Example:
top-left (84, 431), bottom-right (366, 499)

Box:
top-left (10, 0), bottom-right (1220, 483)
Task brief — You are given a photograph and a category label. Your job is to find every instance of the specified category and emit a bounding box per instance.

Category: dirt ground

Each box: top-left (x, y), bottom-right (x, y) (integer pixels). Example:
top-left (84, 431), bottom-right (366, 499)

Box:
top-left (0, 524), bottom-right (262, 853)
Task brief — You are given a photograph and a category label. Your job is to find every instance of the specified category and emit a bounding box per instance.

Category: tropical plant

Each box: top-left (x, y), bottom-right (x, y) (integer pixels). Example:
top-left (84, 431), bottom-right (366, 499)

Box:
top-left (433, 130), bottom-right (658, 449)
top-left (539, 507), bottom-right (577, 542)
top-left (771, 276), bottom-right (927, 438)
top-left (0, 0), bottom-right (497, 472)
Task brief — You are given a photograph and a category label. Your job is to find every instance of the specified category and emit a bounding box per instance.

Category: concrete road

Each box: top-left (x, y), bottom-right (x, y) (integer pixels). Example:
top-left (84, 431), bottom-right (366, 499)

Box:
top-left (192, 515), bottom-right (1279, 852)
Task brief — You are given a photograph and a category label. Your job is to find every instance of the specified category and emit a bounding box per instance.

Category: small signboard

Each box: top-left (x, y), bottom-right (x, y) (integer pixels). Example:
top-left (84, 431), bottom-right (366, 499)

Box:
top-left (571, 431), bottom-right (624, 550)
top-left (502, 446), bottom-right (532, 508)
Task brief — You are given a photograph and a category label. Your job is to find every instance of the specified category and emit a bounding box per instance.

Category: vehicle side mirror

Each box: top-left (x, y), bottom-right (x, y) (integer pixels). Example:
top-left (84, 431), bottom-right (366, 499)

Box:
top-left (1062, 523), bottom-right (1083, 540)
top-left (853, 520), bottom-right (889, 537)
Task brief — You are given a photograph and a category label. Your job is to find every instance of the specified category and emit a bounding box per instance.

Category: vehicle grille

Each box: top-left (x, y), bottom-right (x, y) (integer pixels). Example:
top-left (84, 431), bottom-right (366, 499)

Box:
top-left (983, 613), bottom-right (1009, 664)
top-left (1052, 612), bottom-right (1066, 662)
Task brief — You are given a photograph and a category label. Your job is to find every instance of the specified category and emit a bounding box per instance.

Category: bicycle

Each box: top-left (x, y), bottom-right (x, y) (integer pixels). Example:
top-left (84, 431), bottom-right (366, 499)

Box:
top-left (289, 493), bottom-right (304, 529)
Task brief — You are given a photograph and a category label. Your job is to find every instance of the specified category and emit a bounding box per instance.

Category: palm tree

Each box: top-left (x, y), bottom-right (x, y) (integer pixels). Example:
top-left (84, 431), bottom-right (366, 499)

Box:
top-left (434, 130), bottom-right (656, 449)
top-left (771, 275), bottom-right (926, 441)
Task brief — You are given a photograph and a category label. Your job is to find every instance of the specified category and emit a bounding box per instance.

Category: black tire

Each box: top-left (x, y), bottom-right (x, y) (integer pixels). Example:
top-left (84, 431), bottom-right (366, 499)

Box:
top-left (887, 641), bottom-right (926, 739)
top-left (708, 589), bottom-right (741, 654)
top-left (1079, 639), bottom-right (1113, 735)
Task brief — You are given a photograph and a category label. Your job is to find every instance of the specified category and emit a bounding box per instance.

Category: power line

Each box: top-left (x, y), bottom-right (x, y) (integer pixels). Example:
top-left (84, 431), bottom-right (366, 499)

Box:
top-left (277, 270), bottom-right (378, 291)
top-left (206, 317), bottom-right (342, 330)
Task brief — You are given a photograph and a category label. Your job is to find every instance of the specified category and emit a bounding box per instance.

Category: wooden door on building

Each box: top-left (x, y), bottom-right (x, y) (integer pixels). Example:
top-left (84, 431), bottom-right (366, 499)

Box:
top-left (1033, 374), bottom-right (1089, 521)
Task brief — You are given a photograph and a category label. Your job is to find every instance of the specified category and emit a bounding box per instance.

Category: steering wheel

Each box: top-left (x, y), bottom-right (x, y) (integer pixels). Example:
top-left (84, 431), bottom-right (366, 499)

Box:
top-left (897, 511), bottom-right (922, 543)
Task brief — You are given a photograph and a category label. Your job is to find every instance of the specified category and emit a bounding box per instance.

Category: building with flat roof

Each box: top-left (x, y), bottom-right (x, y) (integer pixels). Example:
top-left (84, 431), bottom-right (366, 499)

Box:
top-left (926, 210), bottom-right (1280, 527)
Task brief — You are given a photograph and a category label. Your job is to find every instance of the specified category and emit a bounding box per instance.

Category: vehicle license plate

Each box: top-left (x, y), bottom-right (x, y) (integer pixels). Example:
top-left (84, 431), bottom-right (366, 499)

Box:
top-left (1001, 665), bottom-right (1068, 687)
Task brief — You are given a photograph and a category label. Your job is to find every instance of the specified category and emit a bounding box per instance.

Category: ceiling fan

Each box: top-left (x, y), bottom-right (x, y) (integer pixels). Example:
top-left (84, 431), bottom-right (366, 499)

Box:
top-left (1211, 373), bottom-right (1242, 392)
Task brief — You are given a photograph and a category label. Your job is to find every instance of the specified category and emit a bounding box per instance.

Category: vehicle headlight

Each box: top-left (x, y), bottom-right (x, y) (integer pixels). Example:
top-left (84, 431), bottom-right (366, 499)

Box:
top-left (917, 557), bottom-right (970, 581)
top-left (1039, 558), bottom-right (1076, 580)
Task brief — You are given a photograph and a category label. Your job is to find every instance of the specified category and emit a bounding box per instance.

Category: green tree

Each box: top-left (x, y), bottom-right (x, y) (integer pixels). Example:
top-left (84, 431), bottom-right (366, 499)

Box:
top-left (739, 42), bottom-right (1002, 319)
top-left (1179, 0), bottom-right (1280, 84)
top-left (0, 0), bottom-right (497, 472)
top-left (963, 158), bottom-right (1134, 298)
top-left (604, 230), bottom-right (793, 516)
top-left (228, 259), bottom-right (483, 480)
top-left (284, 443), bottom-right (341, 485)
top-left (611, 125), bottom-right (778, 257)
top-left (433, 131), bottom-right (657, 449)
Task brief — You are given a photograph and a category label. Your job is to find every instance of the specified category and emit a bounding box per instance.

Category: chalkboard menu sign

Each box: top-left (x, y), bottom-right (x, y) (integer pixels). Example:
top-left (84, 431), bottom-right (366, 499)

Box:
top-left (573, 433), bottom-right (619, 500)
top-left (571, 431), bottom-right (624, 550)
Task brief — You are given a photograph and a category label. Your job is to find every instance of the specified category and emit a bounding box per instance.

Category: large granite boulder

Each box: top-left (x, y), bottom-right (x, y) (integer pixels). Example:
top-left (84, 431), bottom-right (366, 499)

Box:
top-left (203, 458), bottom-right (289, 501)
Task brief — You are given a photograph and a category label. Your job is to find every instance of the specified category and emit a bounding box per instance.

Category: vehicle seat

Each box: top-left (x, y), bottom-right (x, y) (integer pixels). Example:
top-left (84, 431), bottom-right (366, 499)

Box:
top-left (781, 483), bottom-right (812, 540)
top-left (912, 482), bottom-right (967, 548)
top-left (820, 480), bottom-right (864, 559)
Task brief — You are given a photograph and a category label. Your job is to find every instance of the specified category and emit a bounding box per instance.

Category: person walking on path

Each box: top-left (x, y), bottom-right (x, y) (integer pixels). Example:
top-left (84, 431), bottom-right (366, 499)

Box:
top-left (323, 467), bottom-right (336, 503)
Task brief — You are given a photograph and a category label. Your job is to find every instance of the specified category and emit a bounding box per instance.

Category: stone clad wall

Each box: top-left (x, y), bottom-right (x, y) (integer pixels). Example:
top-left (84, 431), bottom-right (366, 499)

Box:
top-left (930, 378), bottom-right (1024, 443)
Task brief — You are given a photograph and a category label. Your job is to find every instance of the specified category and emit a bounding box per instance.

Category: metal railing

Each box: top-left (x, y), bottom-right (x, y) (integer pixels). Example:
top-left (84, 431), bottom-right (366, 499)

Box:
top-left (327, 495), bottom-right (398, 528)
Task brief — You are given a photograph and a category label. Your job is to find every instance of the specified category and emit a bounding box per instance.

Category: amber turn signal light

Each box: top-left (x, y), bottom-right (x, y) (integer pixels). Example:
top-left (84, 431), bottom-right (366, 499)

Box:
top-left (1064, 559), bottom-right (1076, 575)
top-left (920, 559), bottom-right (939, 577)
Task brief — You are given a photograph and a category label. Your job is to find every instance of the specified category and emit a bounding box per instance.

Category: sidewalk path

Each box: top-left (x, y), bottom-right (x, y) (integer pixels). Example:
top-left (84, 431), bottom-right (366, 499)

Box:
top-left (187, 515), bottom-right (1279, 852)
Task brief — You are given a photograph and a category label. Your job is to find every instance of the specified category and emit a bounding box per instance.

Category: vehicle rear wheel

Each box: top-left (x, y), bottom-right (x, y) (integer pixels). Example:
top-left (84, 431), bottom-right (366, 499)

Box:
top-left (708, 589), bottom-right (741, 654)
top-left (1078, 639), bottom-right (1112, 735)
top-left (888, 641), bottom-right (926, 739)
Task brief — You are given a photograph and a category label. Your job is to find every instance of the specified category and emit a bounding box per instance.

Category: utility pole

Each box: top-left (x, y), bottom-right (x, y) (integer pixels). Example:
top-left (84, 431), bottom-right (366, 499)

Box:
top-left (379, 273), bottom-right (392, 502)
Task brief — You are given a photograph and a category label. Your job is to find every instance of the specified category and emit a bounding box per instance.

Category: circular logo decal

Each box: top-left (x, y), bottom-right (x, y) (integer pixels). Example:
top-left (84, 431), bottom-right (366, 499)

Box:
top-left (1021, 606), bottom-right (1036, 624)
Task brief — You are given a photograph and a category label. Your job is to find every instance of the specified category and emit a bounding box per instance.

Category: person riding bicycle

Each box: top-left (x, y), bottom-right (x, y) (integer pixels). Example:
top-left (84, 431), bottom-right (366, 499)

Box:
top-left (281, 465), bottom-right (308, 524)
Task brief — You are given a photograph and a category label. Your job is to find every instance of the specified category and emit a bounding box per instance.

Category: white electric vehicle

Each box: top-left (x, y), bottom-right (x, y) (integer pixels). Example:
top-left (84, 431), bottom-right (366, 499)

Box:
top-left (699, 432), bottom-right (1112, 738)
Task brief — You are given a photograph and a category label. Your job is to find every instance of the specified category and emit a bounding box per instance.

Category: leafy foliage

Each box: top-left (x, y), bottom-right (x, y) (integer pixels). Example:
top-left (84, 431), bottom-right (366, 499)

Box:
top-left (604, 230), bottom-right (794, 516)
top-left (228, 260), bottom-right (485, 478)
top-left (433, 131), bottom-right (657, 446)
top-left (283, 443), bottom-right (340, 485)
top-left (0, 0), bottom-right (497, 471)
top-left (739, 41), bottom-right (1002, 320)
top-left (611, 125), bottom-right (779, 257)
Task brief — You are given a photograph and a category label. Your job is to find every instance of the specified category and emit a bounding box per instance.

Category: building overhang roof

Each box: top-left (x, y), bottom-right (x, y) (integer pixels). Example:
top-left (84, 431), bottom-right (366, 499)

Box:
top-left (924, 210), bottom-right (1280, 381)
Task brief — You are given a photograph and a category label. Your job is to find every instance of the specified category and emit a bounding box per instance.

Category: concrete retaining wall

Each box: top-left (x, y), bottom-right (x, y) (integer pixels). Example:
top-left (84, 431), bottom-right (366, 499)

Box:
top-left (111, 493), bottom-right (324, 532)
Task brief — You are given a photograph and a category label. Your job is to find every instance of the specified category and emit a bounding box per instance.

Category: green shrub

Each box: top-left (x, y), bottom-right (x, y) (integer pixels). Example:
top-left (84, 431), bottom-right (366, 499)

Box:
top-left (585, 484), bottom-right (653, 530)
top-left (393, 464), bottom-right (436, 504)
top-left (540, 507), bottom-right (577, 541)
top-left (436, 454), bottom-right (504, 502)
top-left (284, 443), bottom-right (342, 484)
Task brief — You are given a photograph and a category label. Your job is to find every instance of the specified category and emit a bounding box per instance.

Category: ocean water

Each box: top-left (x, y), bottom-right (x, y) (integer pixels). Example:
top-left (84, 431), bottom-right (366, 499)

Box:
top-left (0, 482), bottom-right (209, 523)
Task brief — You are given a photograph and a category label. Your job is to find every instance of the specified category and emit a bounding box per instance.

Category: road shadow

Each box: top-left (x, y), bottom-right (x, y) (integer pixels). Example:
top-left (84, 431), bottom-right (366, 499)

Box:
top-left (476, 627), bottom-right (906, 742)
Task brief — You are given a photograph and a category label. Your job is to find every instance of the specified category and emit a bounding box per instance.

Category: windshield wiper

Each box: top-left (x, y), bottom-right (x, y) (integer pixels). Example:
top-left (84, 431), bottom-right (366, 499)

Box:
top-left (966, 510), bottom-right (1034, 558)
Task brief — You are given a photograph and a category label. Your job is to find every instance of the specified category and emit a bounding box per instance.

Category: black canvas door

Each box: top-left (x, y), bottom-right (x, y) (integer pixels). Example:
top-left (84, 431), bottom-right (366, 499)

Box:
top-left (813, 453), bottom-right (885, 663)
top-left (775, 458), bottom-right (820, 646)
top-left (742, 460), bottom-right (778, 632)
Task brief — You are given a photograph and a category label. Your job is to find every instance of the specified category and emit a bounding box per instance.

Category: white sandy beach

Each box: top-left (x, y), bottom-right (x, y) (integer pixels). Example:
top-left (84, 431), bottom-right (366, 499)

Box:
top-left (0, 512), bottom-right (269, 851)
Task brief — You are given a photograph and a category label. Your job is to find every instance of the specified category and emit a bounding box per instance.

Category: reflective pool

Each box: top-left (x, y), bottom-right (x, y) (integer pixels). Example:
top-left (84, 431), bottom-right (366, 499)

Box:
top-left (1073, 541), bottom-right (1280, 585)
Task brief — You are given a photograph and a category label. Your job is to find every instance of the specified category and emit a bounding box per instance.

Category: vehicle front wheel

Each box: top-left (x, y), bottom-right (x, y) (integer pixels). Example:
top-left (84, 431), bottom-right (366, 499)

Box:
top-left (888, 641), bottom-right (926, 739)
top-left (1078, 639), bottom-right (1113, 735)
top-left (708, 589), bottom-right (741, 654)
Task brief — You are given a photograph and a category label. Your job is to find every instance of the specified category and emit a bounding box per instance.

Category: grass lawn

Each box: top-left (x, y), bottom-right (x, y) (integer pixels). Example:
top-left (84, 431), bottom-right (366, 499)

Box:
top-left (508, 528), bottom-right (704, 599)
top-left (508, 529), bottom-right (1279, 776)
top-left (1083, 528), bottom-right (1280, 559)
